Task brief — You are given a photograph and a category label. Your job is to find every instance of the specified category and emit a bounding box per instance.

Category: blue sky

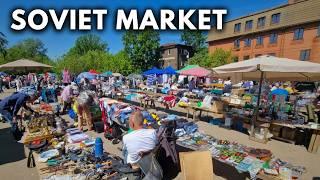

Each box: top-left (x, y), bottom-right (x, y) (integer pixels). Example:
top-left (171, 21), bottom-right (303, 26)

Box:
top-left (0, 0), bottom-right (287, 59)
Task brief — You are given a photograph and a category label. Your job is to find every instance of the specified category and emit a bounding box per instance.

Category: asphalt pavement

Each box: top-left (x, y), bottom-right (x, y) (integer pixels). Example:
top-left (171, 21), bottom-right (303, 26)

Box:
top-left (0, 89), bottom-right (39, 180)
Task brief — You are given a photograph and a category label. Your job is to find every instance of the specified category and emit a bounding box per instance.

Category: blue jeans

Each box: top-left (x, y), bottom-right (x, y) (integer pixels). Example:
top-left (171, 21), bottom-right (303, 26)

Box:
top-left (0, 109), bottom-right (13, 122)
top-left (0, 109), bottom-right (17, 134)
top-left (122, 147), bottom-right (128, 164)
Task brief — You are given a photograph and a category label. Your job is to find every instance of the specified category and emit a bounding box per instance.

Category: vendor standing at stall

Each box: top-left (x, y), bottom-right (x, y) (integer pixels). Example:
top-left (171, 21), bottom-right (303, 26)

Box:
top-left (188, 78), bottom-right (195, 91)
top-left (0, 92), bottom-right (37, 140)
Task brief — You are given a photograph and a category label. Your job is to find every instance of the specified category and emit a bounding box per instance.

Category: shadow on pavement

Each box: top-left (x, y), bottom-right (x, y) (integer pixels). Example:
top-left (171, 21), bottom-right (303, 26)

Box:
top-left (0, 124), bottom-right (26, 165)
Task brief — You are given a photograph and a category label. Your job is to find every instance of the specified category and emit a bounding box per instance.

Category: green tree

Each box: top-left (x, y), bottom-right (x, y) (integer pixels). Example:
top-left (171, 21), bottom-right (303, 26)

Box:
top-left (55, 50), bottom-right (136, 75)
top-left (5, 38), bottom-right (51, 64)
top-left (55, 34), bottom-right (109, 74)
top-left (72, 34), bottom-right (108, 56)
top-left (79, 50), bottom-right (113, 73)
top-left (188, 48), bottom-right (210, 67)
top-left (209, 48), bottom-right (233, 67)
top-left (181, 30), bottom-right (206, 53)
top-left (122, 30), bottom-right (160, 71)
top-left (188, 48), bottom-right (233, 68)
top-left (0, 32), bottom-right (8, 58)
top-left (111, 50), bottom-right (135, 75)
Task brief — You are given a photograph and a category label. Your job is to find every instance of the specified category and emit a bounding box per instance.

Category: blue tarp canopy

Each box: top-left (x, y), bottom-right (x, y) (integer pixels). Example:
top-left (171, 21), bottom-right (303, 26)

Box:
top-left (143, 67), bottom-right (162, 75)
top-left (163, 66), bottom-right (177, 75)
top-left (76, 72), bottom-right (96, 83)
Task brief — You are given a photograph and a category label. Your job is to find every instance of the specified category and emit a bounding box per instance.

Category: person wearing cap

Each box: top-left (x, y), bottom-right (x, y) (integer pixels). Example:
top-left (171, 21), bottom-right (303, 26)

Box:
top-left (60, 82), bottom-right (77, 114)
top-left (0, 92), bottom-right (37, 140)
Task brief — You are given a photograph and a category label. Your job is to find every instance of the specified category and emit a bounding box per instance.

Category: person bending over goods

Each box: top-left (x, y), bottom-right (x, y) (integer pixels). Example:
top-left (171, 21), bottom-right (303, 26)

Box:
top-left (76, 90), bottom-right (97, 131)
top-left (122, 111), bottom-right (158, 168)
top-left (0, 92), bottom-right (37, 140)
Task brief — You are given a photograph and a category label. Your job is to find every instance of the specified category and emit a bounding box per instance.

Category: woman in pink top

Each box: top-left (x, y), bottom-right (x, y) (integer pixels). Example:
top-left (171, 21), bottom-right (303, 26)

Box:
top-left (61, 83), bottom-right (77, 113)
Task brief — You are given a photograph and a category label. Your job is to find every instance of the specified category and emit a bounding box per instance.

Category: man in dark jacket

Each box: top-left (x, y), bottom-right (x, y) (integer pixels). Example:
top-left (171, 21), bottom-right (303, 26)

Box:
top-left (0, 92), bottom-right (36, 140)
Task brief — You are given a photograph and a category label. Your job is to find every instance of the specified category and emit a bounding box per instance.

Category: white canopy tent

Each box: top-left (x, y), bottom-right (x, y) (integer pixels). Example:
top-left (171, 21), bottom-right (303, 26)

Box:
top-left (212, 55), bottom-right (320, 139)
top-left (0, 59), bottom-right (53, 72)
top-left (212, 55), bottom-right (320, 81)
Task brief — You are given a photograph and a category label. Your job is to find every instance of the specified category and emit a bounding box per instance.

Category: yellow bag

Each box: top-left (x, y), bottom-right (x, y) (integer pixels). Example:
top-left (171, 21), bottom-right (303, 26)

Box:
top-left (178, 101), bottom-right (188, 107)
top-left (72, 101), bottom-right (79, 114)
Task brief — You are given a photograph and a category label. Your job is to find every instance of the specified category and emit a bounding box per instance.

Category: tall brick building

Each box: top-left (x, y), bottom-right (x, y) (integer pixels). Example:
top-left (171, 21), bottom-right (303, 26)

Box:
top-left (159, 43), bottom-right (194, 70)
top-left (208, 0), bottom-right (320, 63)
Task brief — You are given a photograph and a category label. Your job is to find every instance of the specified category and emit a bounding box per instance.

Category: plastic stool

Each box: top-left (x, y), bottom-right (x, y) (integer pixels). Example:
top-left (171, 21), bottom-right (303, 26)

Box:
top-left (26, 140), bottom-right (47, 168)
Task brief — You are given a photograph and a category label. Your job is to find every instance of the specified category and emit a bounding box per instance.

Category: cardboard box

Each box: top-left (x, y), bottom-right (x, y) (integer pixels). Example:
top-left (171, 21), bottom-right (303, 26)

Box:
top-left (281, 127), bottom-right (296, 140)
top-left (179, 151), bottom-right (214, 180)
top-left (269, 125), bottom-right (282, 137)
top-left (211, 101), bottom-right (224, 113)
top-left (232, 88), bottom-right (245, 96)
top-left (230, 97), bottom-right (242, 105)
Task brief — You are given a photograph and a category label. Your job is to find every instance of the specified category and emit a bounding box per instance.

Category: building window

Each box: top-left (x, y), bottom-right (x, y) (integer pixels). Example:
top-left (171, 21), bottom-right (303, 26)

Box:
top-left (233, 56), bottom-right (239, 62)
top-left (268, 53), bottom-right (276, 56)
top-left (234, 23), bottom-right (241, 33)
top-left (269, 33), bottom-right (278, 44)
top-left (245, 20), bottom-right (253, 31)
top-left (168, 49), bottom-right (171, 55)
top-left (244, 38), bottom-right (251, 47)
top-left (255, 54), bottom-right (262, 57)
top-left (271, 13), bottom-right (281, 24)
top-left (256, 36), bottom-right (263, 45)
top-left (234, 39), bottom-right (240, 49)
top-left (300, 49), bottom-right (311, 61)
top-left (243, 55), bottom-right (250, 60)
top-left (294, 28), bottom-right (304, 40)
top-left (257, 17), bottom-right (266, 28)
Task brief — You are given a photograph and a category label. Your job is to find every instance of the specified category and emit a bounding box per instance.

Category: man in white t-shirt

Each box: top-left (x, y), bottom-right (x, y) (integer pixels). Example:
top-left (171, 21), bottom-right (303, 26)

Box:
top-left (122, 111), bottom-right (157, 165)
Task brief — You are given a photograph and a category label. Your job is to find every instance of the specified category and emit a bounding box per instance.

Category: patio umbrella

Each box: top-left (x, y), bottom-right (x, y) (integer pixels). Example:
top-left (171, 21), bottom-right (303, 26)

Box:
top-left (76, 72), bottom-right (96, 82)
top-left (0, 59), bottom-right (52, 71)
top-left (212, 55), bottom-right (320, 135)
top-left (89, 69), bottom-right (100, 75)
top-left (176, 65), bottom-right (199, 73)
top-left (127, 74), bottom-right (143, 79)
top-left (0, 72), bottom-right (7, 76)
top-left (112, 73), bottom-right (123, 77)
top-left (179, 67), bottom-right (211, 77)
top-left (99, 71), bottom-right (113, 77)
top-left (212, 55), bottom-right (320, 81)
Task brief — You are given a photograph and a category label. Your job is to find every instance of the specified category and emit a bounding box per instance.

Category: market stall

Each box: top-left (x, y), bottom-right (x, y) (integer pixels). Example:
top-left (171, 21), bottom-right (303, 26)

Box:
top-left (175, 121), bottom-right (313, 180)
top-left (212, 55), bottom-right (320, 144)
top-left (20, 102), bottom-right (151, 180)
